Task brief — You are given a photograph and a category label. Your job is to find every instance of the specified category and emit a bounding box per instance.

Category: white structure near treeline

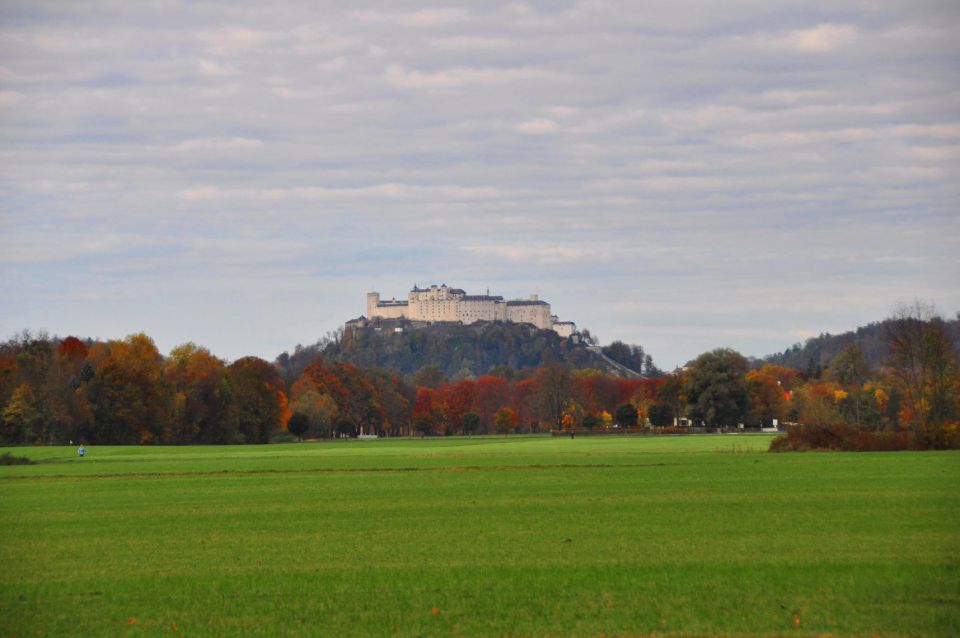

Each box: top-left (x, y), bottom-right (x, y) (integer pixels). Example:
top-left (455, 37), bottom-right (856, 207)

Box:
top-left (365, 284), bottom-right (576, 337)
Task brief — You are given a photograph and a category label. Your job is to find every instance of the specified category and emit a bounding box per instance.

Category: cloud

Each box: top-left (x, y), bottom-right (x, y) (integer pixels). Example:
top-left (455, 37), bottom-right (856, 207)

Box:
top-left (0, 91), bottom-right (22, 106)
top-left (351, 8), bottom-right (469, 28)
top-left (906, 145), bottom-right (960, 161)
top-left (197, 27), bottom-right (283, 56)
top-left (197, 59), bottom-right (238, 77)
top-left (431, 35), bottom-right (517, 50)
top-left (736, 128), bottom-right (877, 148)
top-left (317, 56), bottom-right (346, 72)
top-left (760, 89), bottom-right (826, 104)
top-left (384, 64), bottom-right (562, 89)
top-left (464, 243), bottom-right (607, 266)
top-left (177, 183), bottom-right (506, 202)
top-left (783, 23), bottom-right (858, 52)
top-left (1, 1), bottom-right (957, 368)
top-left (0, 232), bottom-right (162, 264)
top-left (515, 118), bottom-right (560, 134)
top-left (171, 137), bottom-right (262, 152)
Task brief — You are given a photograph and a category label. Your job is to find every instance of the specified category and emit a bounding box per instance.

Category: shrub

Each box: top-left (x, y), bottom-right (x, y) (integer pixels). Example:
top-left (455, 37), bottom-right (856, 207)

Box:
top-left (647, 403), bottom-right (674, 427)
top-left (582, 414), bottom-right (600, 430)
top-left (269, 430), bottom-right (299, 444)
top-left (0, 452), bottom-right (36, 465)
top-left (461, 413), bottom-right (480, 434)
top-left (615, 403), bottom-right (639, 428)
top-left (769, 422), bottom-right (960, 452)
top-left (287, 413), bottom-right (309, 441)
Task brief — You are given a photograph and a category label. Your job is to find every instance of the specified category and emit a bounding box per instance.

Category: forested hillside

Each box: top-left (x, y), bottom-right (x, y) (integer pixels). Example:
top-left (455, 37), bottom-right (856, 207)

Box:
top-left (759, 313), bottom-right (960, 374)
top-left (276, 320), bottom-right (623, 381)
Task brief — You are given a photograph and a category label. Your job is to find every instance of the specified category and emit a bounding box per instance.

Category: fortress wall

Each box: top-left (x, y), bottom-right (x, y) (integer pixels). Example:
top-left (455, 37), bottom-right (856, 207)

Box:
top-left (553, 322), bottom-right (576, 338)
top-left (367, 292), bottom-right (409, 320)
top-left (373, 304), bottom-right (408, 320)
top-left (506, 303), bottom-right (553, 330)
top-left (459, 298), bottom-right (505, 324)
top-left (410, 297), bottom-right (459, 322)
top-left (406, 284), bottom-right (460, 322)
top-left (366, 285), bottom-right (573, 334)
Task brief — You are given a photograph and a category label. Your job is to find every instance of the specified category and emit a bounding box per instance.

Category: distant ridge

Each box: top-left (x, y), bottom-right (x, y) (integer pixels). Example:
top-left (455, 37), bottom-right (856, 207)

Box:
top-left (756, 314), bottom-right (960, 373)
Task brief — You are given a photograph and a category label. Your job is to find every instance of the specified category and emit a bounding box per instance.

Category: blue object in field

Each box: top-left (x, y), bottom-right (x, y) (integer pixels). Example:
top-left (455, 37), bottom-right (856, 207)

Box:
top-left (78, 446), bottom-right (85, 457)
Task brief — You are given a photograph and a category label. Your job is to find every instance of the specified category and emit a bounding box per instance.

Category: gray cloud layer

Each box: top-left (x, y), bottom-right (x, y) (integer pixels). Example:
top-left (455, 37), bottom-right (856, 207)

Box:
top-left (1, 1), bottom-right (958, 366)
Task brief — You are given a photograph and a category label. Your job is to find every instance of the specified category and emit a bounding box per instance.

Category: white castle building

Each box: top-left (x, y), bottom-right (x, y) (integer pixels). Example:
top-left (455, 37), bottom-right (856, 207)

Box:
top-left (363, 284), bottom-right (576, 337)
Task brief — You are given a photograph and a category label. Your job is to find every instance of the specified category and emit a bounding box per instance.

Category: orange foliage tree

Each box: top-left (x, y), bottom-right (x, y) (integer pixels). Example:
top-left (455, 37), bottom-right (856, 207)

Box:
top-left (225, 356), bottom-right (289, 443)
top-left (84, 333), bottom-right (168, 444)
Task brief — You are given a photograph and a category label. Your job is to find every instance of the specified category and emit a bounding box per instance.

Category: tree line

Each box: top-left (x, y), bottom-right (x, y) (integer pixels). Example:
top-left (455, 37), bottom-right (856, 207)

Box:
top-left (1, 335), bottom-right (291, 445)
top-left (0, 329), bottom-right (658, 443)
top-left (2, 302), bottom-right (957, 448)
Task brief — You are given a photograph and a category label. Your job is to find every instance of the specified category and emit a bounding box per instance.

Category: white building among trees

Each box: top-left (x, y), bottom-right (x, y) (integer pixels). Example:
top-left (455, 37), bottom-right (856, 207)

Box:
top-left (364, 284), bottom-right (576, 337)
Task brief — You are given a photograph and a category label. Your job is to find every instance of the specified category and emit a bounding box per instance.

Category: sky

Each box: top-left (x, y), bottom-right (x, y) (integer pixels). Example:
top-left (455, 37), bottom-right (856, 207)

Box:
top-left (1, 1), bottom-right (958, 370)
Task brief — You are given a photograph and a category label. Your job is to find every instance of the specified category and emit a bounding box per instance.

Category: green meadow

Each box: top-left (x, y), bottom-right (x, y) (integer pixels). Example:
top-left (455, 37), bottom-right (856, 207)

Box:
top-left (1, 435), bottom-right (957, 637)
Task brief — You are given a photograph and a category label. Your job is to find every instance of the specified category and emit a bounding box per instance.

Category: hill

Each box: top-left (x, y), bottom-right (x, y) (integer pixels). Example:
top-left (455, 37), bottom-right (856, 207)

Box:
top-left (757, 313), bottom-right (960, 373)
top-left (275, 319), bottom-right (639, 381)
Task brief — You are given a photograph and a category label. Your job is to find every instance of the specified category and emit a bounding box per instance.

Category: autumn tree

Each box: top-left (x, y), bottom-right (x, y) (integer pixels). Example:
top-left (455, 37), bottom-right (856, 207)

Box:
top-left (413, 364), bottom-right (445, 389)
top-left (827, 344), bottom-right (872, 427)
top-left (367, 370), bottom-right (413, 436)
top-left (37, 337), bottom-right (94, 444)
top-left (225, 356), bottom-right (289, 444)
top-left (684, 348), bottom-right (749, 428)
top-left (461, 412), bottom-right (480, 434)
top-left (746, 365), bottom-right (791, 426)
top-left (562, 400), bottom-right (585, 432)
top-left (656, 374), bottom-right (685, 424)
top-left (615, 403), bottom-right (638, 427)
top-left (1, 384), bottom-right (41, 443)
top-left (84, 334), bottom-right (170, 444)
top-left (290, 389), bottom-right (339, 438)
top-left (412, 387), bottom-right (444, 435)
top-left (474, 375), bottom-right (511, 433)
top-left (647, 403), bottom-right (674, 427)
top-left (438, 380), bottom-right (475, 434)
top-left (287, 413), bottom-right (309, 441)
top-left (0, 354), bottom-right (19, 417)
top-left (493, 406), bottom-right (516, 433)
top-left (166, 343), bottom-right (230, 443)
top-left (886, 301), bottom-right (959, 426)
top-left (512, 378), bottom-right (538, 431)
top-left (788, 380), bottom-right (842, 427)
top-left (487, 365), bottom-right (515, 381)
top-left (331, 363), bottom-right (383, 434)
top-left (582, 413), bottom-right (600, 430)
top-left (533, 363), bottom-right (572, 429)
top-left (294, 361), bottom-right (383, 435)
top-left (577, 373), bottom-right (633, 416)
top-left (4, 331), bottom-right (52, 396)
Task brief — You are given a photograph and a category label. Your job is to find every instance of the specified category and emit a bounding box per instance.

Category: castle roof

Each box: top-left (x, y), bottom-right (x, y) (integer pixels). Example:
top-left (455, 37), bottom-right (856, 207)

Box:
top-left (462, 295), bottom-right (503, 301)
top-left (506, 300), bottom-right (549, 306)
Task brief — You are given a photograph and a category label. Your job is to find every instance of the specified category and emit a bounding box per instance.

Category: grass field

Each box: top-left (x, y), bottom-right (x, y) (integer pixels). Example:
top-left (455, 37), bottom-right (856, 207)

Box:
top-left (1, 435), bottom-right (957, 637)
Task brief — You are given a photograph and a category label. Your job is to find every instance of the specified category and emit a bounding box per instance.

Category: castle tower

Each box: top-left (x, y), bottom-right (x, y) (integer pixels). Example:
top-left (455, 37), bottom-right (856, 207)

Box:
top-left (366, 292), bottom-right (380, 317)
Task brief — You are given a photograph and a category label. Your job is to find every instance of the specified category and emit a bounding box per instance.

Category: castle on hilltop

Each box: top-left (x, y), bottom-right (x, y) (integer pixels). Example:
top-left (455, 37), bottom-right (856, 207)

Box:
top-left (356, 284), bottom-right (576, 337)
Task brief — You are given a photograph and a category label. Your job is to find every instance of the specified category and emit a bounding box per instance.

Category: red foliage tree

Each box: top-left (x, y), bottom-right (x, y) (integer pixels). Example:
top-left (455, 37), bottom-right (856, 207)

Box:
top-left (57, 336), bottom-right (89, 361)
top-left (438, 380), bottom-right (475, 434)
top-left (474, 375), bottom-right (511, 433)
